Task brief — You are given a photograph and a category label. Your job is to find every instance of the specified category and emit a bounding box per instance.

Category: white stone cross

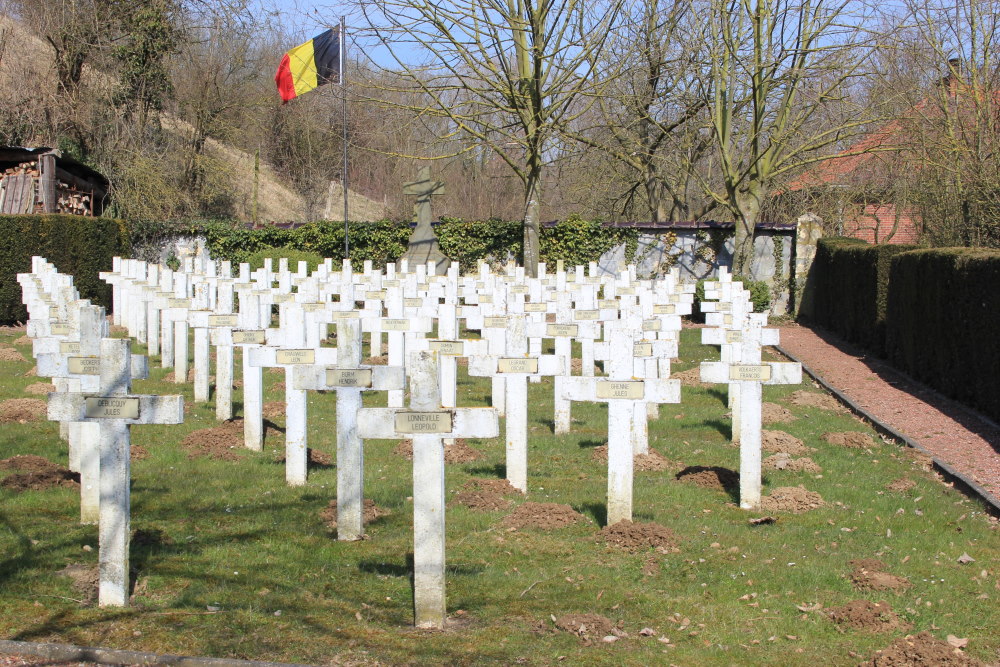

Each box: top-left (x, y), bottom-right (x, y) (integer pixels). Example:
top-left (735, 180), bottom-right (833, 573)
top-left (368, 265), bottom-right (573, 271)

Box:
top-left (357, 350), bottom-right (498, 629)
top-left (291, 318), bottom-right (404, 541)
top-left (47, 337), bottom-right (184, 607)
top-left (468, 315), bottom-right (565, 493)
top-left (526, 319), bottom-right (602, 434)
top-left (700, 316), bottom-right (802, 509)
top-left (562, 325), bottom-right (681, 525)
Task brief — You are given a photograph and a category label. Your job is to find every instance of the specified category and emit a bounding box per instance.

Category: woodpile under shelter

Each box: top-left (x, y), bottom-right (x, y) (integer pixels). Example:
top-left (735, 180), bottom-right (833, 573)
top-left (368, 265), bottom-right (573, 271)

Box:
top-left (0, 147), bottom-right (108, 216)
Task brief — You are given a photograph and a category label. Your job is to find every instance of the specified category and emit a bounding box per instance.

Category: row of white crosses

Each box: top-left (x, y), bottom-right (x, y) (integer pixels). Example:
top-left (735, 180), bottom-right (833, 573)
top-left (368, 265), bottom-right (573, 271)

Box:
top-left (697, 268), bottom-right (803, 509)
top-left (18, 258), bottom-right (185, 608)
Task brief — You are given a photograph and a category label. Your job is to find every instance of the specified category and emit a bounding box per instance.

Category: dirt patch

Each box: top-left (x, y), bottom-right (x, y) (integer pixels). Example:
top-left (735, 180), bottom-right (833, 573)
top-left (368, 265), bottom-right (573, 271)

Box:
top-left (599, 520), bottom-right (680, 553)
top-left (13, 334), bottom-right (31, 345)
top-left (0, 455), bottom-right (61, 472)
top-left (502, 502), bottom-right (585, 530)
top-left (673, 367), bottom-right (709, 387)
top-left (590, 445), bottom-right (680, 472)
top-left (887, 478), bottom-right (916, 493)
top-left (393, 438), bottom-right (483, 463)
top-left (0, 398), bottom-right (49, 423)
top-left (553, 613), bottom-right (615, 639)
top-left (762, 402), bottom-right (796, 424)
top-left (903, 448), bottom-right (935, 471)
top-left (786, 390), bottom-right (845, 412)
top-left (23, 366), bottom-right (37, 377)
top-left (763, 453), bottom-right (822, 473)
top-left (365, 355), bottom-right (388, 365)
top-left (163, 369), bottom-right (196, 383)
top-left (262, 401), bottom-right (286, 419)
top-left (181, 421), bottom-right (246, 461)
top-left (131, 445), bottom-right (150, 461)
top-left (110, 325), bottom-right (128, 337)
top-left (2, 467), bottom-right (79, 492)
top-left (276, 448), bottom-right (333, 468)
top-left (570, 358), bottom-right (601, 375)
top-left (759, 486), bottom-right (825, 513)
top-left (861, 631), bottom-right (984, 666)
top-left (453, 478), bottom-right (521, 511)
top-left (23, 382), bottom-right (55, 395)
top-left (676, 465), bottom-right (738, 493)
top-left (826, 600), bottom-right (911, 632)
top-left (762, 430), bottom-right (813, 456)
top-left (56, 563), bottom-right (98, 605)
top-left (823, 431), bottom-right (877, 449)
top-left (0, 346), bottom-right (27, 362)
top-left (849, 559), bottom-right (912, 592)
top-left (320, 498), bottom-right (390, 530)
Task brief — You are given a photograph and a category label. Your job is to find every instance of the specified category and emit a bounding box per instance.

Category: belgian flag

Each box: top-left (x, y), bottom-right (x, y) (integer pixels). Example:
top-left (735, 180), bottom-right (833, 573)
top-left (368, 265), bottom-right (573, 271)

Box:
top-left (275, 28), bottom-right (341, 103)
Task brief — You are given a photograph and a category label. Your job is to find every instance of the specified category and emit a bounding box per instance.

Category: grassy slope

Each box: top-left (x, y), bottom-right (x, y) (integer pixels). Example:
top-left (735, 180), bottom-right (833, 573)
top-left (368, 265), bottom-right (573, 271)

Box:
top-left (0, 327), bottom-right (997, 666)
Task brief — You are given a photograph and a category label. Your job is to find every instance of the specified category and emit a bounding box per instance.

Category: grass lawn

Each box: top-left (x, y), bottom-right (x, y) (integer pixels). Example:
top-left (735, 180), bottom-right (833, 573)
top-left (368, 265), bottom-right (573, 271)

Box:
top-left (0, 325), bottom-right (997, 666)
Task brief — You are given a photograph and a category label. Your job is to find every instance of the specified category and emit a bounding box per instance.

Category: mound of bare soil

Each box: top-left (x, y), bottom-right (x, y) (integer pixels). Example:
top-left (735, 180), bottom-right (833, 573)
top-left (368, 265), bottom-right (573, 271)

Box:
top-left (904, 449), bottom-right (934, 471)
top-left (262, 401), bottom-right (286, 419)
top-left (763, 453), bottom-right (822, 473)
top-left (0, 346), bottom-right (26, 362)
top-left (13, 335), bottom-right (31, 345)
top-left (453, 478), bottom-right (522, 512)
top-left (0, 455), bottom-right (60, 472)
top-left (163, 369), bottom-right (196, 383)
top-left (827, 600), bottom-right (910, 632)
top-left (276, 448), bottom-right (333, 468)
top-left (502, 502), bottom-right (584, 530)
top-left (862, 631), bottom-right (984, 666)
top-left (23, 382), bottom-right (55, 395)
top-left (823, 431), bottom-right (877, 449)
top-left (676, 465), bottom-right (738, 493)
top-left (762, 402), bottom-right (796, 424)
top-left (599, 520), bottom-right (679, 553)
top-left (394, 438), bottom-right (483, 463)
top-left (590, 445), bottom-right (680, 472)
top-left (2, 467), bottom-right (79, 492)
top-left (570, 358), bottom-right (601, 375)
top-left (181, 421), bottom-right (246, 461)
top-left (759, 486), bottom-right (824, 513)
top-left (762, 430), bottom-right (812, 456)
top-left (131, 445), bottom-right (150, 461)
top-left (553, 613), bottom-right (615, 639)
top-left (673, 367), bottom-right (709, 387)
top-left (849, 559), bottom-right (912, 592)
top-left (320, 498), bottom-right (390, 530)
top-left (786, 390), bottom-right (845, 412)
top-left (887, 478), bottom-right (916, 493)
top-left (365, 355), bottom-right (388, 365)
top-left (56, 563), bottom-right (98, 605)
top-left (0, 398), bottom-right (48, 423)
top-left (23, 366), bottom-right (37, 377)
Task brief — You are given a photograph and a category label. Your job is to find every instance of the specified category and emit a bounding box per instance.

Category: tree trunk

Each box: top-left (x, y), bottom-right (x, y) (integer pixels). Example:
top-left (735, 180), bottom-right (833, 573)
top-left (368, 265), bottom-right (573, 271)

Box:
top-left (732, 189), bottom-right (762, 276)
top-left (522, 172), bottom-right (541, 278)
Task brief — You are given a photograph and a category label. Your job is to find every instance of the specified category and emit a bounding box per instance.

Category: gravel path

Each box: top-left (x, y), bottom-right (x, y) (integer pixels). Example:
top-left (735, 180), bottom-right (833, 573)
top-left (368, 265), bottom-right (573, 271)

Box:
top-left (778, 321), bottom-right (1000, 504)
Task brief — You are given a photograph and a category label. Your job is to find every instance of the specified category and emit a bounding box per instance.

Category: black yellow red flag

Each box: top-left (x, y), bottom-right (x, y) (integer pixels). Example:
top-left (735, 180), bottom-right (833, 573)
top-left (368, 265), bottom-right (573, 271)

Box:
top-left (275, 28), bottom-right (341, 103)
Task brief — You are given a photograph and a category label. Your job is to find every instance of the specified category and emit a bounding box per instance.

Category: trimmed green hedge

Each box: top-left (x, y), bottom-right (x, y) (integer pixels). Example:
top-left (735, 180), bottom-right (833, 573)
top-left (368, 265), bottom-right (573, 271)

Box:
top-left (807, 238), bottom-right (918, 355)
top-left (0, 215), bottom-right (130, 325)
top-left (886, 248), bottom-right (1000, 422)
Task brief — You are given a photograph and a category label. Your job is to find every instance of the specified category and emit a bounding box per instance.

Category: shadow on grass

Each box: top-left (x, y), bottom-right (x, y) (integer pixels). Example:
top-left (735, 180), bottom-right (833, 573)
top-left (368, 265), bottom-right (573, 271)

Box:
top-left (577, 439), bottom-right (604, 450)
top-left (676, 465), bottom-right (740, 504)
top-left (699, 418), bottom-right (731, 441)
top-left (359, 554), bottom-right (412, 578)
top-left (706, 387), bottom-right (728, 405)
top-left (578, 502), bottom-right (607, 527)
top-left (464, 463), bottom-right (505, 478)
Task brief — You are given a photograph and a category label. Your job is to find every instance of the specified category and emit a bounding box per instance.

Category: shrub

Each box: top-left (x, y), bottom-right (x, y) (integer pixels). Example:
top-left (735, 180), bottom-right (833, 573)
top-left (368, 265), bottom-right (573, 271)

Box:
top-left (242, 248), bottom-right (325, 273)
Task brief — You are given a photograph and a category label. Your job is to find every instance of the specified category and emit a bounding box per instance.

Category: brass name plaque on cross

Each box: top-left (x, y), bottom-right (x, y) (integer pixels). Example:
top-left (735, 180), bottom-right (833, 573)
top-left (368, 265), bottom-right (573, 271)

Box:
top-left (618, 287), bottom-right (635, 295)
top-left (365, 291), bottom-right (387, 300)
top-left (209, 314), bottom-right (239, 327)
top-left (633, 343), bottom-right (653, 357)
top-left (85, 397), bottom-right (140, 419)
top-left (272, 294), bottom-right (295, 304)
top-left (729, 364), bottom-right (772, 382)
top-left (478, 294), bottom-right (494, 304)
top-left (302, 303), bottom-right (326, 312)
top-left (524, 302), bottom-right (547, 313)
top-left (510, 285), bottom-right (529, 294)
top-left (642, 319), bottom-right (661, 332)
top-left (326, 368), bottom-right (373, 388)
top-left (653, 304), bottom-right (675, 315)
top-left (717, 302), bottom-right (732, 312)
top-left (670, 294), bottom-right (681, 303)
top-left (233, 330), bottom-right (265, 344)
top-left (395, 411), bottom-right (453, 434)
top-left (483, 316), bottom-right (508, 328)
top-left (596, 381), bottom-right (644, 400)
top-left (383, 280), bottom-right (400, 288)
top-left (276, 349), bottom-right (315, 365)
top-left (382, 319), bottom-right (409, 331)
top-left (50, 323), bottom-right (71, 336)
top-left (430, 340), bottom-right (465, 356)
top-left (68, 356), bottom-right (100, 375)
top-left (724, 315), bottom-right (733, 325)
top-left (725, 331), bottom-right (743, 343)
top-left (547, 324), bottom-right (578, 337)
top-left (574, 310), bottom-right (599, 321)
top-left (405, 298), bottom-right (424, 308)
top-left (331, 311), bottom-right (359, 319)
top-left (598, 300), bottom-right (619, 310)
top-left (168, 298), bottom-right (189, 308)
top-left (498, 357), bottom-right (538, 374)
top-left (60, 341), bottom-right (81, 354)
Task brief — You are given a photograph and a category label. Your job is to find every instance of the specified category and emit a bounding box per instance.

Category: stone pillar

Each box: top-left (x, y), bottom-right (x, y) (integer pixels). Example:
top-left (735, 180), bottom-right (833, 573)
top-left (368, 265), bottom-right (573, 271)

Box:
top-left (793, 213), bottom-right (823, 318)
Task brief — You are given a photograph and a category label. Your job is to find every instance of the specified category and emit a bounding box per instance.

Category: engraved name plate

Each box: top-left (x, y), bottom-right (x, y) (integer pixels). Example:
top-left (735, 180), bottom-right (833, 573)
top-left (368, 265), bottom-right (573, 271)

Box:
top-left (85, 397), bottom-right (140, 419)
top-left (729, 364), bottom-right (772, 382)
top-left (497, 357), bottom-right (539, 374)
top-left (725, 331), bottom-right (743, 343)
top-left (209, 314), bottom-right (239, 327)
top-left (478, 294), bottom-right (494, 304)
top-left (276, 349), bottom-right (315, 364)
top-left (331, 310), bottom-right (359, 319)
top-left (633, 343), bottom-right (653, 357)
top-left (272, 294), bottom-right (294, 304)
top-left (168, 298), bottom-right (189, 308)
top-left (430, 340), bottom-right (465, 355)
top-left (546, 324), bottom-right (578, 337)
top-left (574, 310), bottom-right (599, 321)
top-left (524, 303), bottom-right (547, 312)
top-left (596, 381), bottom-right (644, 400)
top-left (326, 368), bottom-right (373, 388)
top-left (483, 316), bottom-right (508, 328)
top-left (598, 300), bottom-right (619, 310)
top-left (394, 411), bottom-right (453, 434)
top-left (233, 330), bottom-right (266, 344)
top-left (653, 304), bottom-right (676, 315)
top-left (365, 290), bottom-right (387, 300)
top-left (59, 341), bottom-right (81, 354)
top-left (510, 285), bottom-right (529, 294)
top-left (50, 323), bottom-right (72, 336)
top-left (382, 319), bottom-right (409, 331)
top-left (404, 298), bottom-right (424, 308)
top-left (68, 356), bottom-right (100, 375)
top-left (383, 280), bottom-right (400, 287)
top-left (724, 315), bottom-right (733, 325)
top-left (302, 303), bottom-right (326, 312)
top-left (642, 319), bottom-right (662, 332)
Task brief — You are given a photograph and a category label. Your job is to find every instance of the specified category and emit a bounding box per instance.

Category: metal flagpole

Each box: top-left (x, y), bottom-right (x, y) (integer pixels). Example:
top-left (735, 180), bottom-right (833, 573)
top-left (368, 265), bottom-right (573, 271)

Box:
top-left (341, 17), bottom-right (349, 259)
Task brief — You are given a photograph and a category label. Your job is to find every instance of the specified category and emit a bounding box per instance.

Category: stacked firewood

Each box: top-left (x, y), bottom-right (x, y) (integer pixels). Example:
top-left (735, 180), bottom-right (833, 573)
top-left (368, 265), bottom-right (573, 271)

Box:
top-left (56, 187), bottom-right (92, 215)
top-left (3, 161), bottom-right (40, 177)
